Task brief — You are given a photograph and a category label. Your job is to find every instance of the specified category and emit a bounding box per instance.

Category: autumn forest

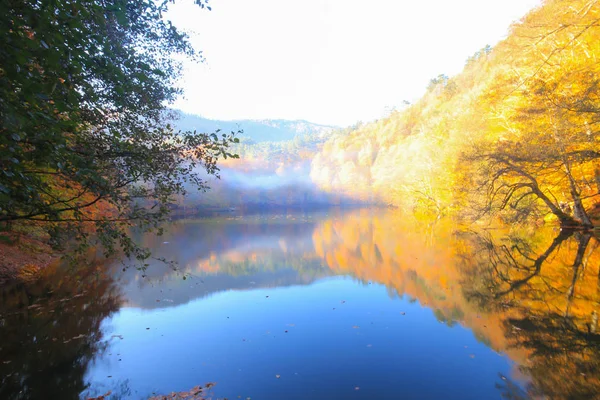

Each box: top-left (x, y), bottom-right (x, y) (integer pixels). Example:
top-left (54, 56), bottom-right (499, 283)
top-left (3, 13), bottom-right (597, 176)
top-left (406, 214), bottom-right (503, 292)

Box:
top-left (169, 0), bottom-right (600, 231)
top-left (1, 0), bottom-right (600, 399)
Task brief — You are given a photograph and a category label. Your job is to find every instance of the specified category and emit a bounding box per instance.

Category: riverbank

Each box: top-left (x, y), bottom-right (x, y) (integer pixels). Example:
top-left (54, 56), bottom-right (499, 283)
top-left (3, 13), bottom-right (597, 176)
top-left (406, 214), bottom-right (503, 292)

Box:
top-left (0, 231), bottom-right (59, 284)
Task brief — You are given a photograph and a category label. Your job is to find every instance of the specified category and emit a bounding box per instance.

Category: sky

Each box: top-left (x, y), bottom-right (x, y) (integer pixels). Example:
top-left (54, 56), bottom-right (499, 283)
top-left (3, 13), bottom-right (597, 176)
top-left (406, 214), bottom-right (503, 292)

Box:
top-left (167, 0), bottom-right (541, 127)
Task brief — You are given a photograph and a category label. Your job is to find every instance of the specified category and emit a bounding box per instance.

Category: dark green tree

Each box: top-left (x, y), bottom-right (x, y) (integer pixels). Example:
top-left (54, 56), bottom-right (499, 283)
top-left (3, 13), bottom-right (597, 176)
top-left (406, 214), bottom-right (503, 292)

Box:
top-left (0, 0), bottom-right (238, 261)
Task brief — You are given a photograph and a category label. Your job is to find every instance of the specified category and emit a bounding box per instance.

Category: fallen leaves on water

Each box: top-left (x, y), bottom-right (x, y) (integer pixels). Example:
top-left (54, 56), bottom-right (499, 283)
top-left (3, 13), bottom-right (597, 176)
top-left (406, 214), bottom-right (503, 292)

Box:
top-left (148, 382), bottom-right (216, 400)
top-left (63, 334), bottom-right (87, 344)
top-left (86, 390), bottom-right (111, 400)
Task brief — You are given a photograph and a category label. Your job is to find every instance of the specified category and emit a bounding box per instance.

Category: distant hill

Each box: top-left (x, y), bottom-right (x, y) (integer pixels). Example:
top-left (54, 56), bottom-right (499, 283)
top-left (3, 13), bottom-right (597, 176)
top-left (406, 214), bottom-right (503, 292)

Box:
top-left (169, 110), bottom-right (338, 143)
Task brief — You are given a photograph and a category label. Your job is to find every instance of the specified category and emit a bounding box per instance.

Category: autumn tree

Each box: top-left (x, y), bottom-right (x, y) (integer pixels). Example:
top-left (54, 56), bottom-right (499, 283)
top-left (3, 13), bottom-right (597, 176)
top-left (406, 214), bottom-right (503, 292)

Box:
top-left (306, 0), bottom-right (600, 227)
top-left (0, 0), bottom-right (238, 260)
top-left (465, 0), bottom-right (600, 227)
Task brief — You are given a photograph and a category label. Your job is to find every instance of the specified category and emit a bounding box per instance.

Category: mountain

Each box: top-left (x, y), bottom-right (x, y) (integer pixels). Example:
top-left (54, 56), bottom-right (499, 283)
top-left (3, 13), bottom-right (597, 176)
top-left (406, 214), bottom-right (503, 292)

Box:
top-left (308, 0), bottom-right (600, 224)
top-left (170, 110), bottom-right (338, 143)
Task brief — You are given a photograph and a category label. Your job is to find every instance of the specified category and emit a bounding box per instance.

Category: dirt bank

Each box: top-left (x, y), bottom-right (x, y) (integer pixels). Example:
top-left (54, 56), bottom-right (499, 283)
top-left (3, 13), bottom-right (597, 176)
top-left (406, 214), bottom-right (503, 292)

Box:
top-left (0, 232), bottom-right (59, 284)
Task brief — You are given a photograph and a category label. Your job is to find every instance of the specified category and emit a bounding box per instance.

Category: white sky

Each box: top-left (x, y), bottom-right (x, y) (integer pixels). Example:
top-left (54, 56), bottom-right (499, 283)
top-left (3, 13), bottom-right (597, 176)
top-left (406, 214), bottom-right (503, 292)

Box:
top-left (167, 0), bottom-right (541, 127)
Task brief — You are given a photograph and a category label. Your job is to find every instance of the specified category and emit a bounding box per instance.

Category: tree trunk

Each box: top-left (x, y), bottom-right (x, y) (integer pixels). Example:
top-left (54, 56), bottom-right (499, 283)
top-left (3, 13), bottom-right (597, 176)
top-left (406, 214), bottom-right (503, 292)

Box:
top-left (528, 184), bottom-right (577, 226)
top-left (499, 159), bottom-right (578, 226)
top-left (592, 261), bottom-right (600, 333)
top-left (568, 175), bottom-right (593, 227)
top-left (564, 233), bottom-right (592, 317)
top-left (560, 153), bottom-right (593, 227)
top-left (595, 163), bottom-right (600, 195)
top-left (494, 230), bottom-right (572, 298)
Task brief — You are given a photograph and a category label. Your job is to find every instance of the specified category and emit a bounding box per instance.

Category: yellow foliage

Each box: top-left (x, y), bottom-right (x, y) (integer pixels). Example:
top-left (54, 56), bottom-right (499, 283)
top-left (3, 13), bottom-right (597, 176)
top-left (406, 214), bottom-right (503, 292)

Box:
top-left (310, 0), bottom-right (600, 223)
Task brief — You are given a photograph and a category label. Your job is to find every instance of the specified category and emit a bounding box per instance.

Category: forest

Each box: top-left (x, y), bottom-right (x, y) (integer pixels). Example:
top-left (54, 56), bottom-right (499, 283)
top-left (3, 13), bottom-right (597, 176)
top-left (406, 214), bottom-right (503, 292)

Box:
top-left (1, 0), bottom-right (599, 277)
top-left (309, 0), bottom-right (600, 226)
top-left (171, 0), bottom-right (600, 228)
top-left (2, 1), bottom-right (600, 399)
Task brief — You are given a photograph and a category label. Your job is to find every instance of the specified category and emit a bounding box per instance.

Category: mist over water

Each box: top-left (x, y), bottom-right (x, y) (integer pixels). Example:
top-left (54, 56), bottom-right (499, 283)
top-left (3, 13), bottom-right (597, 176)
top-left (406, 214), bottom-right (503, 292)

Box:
top-left (3, 1), bottom-right (599, 399)
top-left (218, 163), bottom-right (314, 191)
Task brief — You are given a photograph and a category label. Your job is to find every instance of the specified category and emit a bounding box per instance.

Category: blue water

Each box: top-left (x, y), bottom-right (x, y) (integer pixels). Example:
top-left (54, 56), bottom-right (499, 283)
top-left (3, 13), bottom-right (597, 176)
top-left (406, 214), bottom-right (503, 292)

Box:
top-left (84, 277), bottom-right (518, 399)
top-left (0, 211), bottom-right (533, 400)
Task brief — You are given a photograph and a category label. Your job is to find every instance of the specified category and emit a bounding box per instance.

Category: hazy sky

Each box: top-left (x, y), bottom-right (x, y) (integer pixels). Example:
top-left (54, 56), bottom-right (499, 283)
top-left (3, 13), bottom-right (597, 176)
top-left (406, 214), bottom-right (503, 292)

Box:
top-left (168, 0), bottom-right (541, 127)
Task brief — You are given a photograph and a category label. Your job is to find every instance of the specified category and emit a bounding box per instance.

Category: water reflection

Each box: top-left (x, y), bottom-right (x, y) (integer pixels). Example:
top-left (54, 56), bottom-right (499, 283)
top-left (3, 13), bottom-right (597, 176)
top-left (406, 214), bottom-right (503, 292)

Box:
top-left (0, 261), bottom-right (122, 400)
top-left (120, 214), bottom-right (333, 309)
top-left (299, 210), bottom-right (600, 399)
top-left (461, 228), bottom-right (600, 399)
top-left (0, 210), bottom-right (598, 399)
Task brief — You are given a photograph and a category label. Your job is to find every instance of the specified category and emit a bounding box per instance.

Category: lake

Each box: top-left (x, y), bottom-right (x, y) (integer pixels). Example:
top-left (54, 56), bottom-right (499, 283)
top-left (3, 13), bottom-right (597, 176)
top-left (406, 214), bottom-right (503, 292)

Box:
top-left (1, 209), bottom-right (599, 399)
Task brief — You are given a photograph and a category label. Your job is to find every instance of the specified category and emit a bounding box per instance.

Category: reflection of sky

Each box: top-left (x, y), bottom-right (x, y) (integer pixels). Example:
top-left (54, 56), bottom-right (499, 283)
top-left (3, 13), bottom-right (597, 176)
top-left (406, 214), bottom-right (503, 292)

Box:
top-left (81, 211), bottom-right (532, 399)
top-left (85, 278), bottom-right (523, 400)
top-left (129, 218), bottom-right (319, 273)
top-left (117, 217), bottom-right (329, 309)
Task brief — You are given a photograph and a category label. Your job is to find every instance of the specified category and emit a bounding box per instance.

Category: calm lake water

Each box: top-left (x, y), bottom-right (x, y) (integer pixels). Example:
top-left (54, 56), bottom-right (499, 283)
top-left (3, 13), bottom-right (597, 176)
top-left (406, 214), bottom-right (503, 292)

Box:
top-left (1, 209), bottom-right (599, 399)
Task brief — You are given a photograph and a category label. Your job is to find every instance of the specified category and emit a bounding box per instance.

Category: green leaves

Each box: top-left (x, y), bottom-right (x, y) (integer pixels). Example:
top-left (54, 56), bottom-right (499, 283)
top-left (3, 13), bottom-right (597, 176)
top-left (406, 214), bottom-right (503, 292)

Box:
top-left (0, 0), bottom-right (234, 264)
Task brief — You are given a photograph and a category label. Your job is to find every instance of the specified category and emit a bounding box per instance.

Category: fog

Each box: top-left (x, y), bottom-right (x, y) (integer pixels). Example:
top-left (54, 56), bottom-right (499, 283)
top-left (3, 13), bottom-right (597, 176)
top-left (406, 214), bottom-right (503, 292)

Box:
top-left (171, 158), bottom-right (370, 214)
top-left (162, 111), bottom-right (372, 212)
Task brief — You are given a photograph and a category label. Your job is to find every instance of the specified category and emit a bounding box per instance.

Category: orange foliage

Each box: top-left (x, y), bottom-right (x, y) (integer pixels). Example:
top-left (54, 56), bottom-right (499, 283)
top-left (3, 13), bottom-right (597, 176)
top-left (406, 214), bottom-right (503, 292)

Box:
top-left (309, 0), bottom-right (600, 222)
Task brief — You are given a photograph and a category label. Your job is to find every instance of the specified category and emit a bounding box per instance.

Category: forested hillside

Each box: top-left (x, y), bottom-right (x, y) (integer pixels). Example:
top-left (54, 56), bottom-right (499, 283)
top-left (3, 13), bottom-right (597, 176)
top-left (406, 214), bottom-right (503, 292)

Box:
top-left (310, 0), bottom-right (600, 226)
top-left (173, 0), bottom-right (600, 223)
top-left (173, 111), bottom-right (336, 143)
top-left (165, 113), bottom-right (345, 210)
top-left (170, 124), bottom-right (355, 211)
top-left (2, 0), bottom-right (598, 280)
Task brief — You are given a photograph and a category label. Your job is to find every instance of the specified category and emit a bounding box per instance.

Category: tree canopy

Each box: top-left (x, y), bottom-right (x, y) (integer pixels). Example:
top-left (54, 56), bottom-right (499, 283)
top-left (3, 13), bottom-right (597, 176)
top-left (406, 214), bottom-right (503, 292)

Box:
top-left (0, 0), bottom-right (238, 260)
top-left (308, 0), bottom-right (600, 227)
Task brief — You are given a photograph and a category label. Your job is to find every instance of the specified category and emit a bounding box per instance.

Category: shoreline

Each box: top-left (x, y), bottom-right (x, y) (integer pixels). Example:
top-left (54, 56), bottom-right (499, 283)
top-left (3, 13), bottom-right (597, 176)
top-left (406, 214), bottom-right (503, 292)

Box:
top-left (0, 232), bottom-right (60, 284)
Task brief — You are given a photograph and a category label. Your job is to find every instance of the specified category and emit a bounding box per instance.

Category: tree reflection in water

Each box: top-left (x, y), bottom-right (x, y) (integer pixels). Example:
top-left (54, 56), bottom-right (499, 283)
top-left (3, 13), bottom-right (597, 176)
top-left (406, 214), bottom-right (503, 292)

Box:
top-left (0, 261), bottom-right (122, 400)
top-left (309, 210), bottom-right (600, 399)
top-left (0, 210), bottom-right (599, 400)
top-left (461, 227), bottom-right (600, 399)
